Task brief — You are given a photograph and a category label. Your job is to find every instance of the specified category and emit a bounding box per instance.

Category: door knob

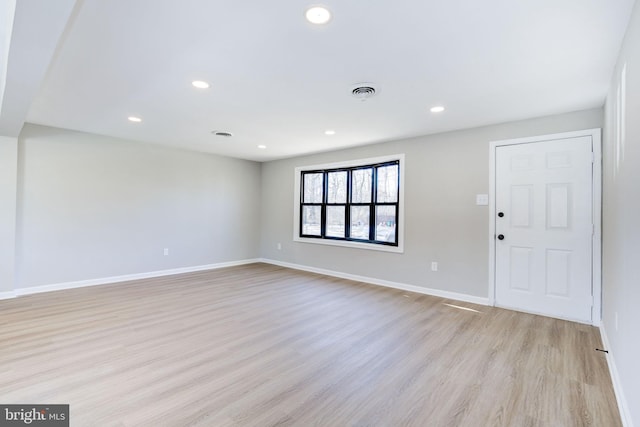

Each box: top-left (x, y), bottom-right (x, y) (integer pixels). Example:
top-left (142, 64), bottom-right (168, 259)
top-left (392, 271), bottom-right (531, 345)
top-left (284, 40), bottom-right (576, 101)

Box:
top-left (498, 212), bottom-right (504, 217)
top-left (497, 234), bottom-right (505, 240)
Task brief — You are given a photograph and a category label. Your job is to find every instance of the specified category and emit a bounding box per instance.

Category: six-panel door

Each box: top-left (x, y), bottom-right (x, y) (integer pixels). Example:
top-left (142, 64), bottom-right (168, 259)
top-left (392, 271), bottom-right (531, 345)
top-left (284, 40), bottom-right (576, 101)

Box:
top-left (495, 136), bottom-right (593, 323)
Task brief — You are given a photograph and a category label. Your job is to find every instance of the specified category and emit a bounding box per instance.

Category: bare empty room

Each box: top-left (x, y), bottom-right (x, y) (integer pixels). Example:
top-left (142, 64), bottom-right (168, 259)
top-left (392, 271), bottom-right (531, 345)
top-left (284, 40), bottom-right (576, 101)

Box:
top-left (0, 0), bottom-right (638, 426)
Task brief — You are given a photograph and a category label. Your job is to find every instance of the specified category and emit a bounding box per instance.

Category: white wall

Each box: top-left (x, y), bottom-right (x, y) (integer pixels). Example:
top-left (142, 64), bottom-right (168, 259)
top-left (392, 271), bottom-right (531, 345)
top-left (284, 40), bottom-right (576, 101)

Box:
top-left (602, 0), bottom-right (640, 424)
top-left (260, 108), bottom-right (602, 298)
top-left (0, 136), bottom-right (17, 293)
top-left (15, 124), bottom-right (261, 288)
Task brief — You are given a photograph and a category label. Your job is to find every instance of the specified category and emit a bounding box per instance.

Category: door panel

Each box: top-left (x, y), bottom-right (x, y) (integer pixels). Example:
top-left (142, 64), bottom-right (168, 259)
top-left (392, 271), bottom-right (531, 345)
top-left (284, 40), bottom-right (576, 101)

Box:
top-left (546, 183), bottom-right (571, 229)
top-left (495, 136), bottom-right (593, 322)
top-left (511, 186), bottom-right (532, 227)
top-left (509, 247), bottom-right (533, 291)
top-left (545, 249), bottom-right (571, 297)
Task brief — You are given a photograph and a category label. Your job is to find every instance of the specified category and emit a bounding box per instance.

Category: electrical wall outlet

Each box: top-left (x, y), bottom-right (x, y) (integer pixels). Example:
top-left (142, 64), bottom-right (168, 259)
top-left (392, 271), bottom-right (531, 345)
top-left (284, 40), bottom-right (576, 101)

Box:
top-left (277, 243), bottom-right (282, 250)
top-left (163, 248), bottom-right (169, 256)
top-left (431, 261), bottom-right (438, 271)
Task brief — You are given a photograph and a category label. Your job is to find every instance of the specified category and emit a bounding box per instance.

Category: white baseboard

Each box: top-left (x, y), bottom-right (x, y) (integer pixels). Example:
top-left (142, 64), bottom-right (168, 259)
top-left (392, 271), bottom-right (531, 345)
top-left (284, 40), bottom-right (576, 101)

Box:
top-left (259, 258), bottom-right (489, 306)
top-left (10, 259), bottom-right (260, 298)
top-left (600, 324), bottom-right (633, 427)
top-left (0, 291), bottom-right (16, 300)
top-left (3, 258), bottom-right (489, 308)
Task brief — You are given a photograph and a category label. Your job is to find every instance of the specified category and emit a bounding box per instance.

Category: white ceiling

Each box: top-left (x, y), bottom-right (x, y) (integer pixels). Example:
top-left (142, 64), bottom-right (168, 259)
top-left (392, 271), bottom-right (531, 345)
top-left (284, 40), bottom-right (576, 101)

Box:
top-left (1, 0), bottom-right (636, 161)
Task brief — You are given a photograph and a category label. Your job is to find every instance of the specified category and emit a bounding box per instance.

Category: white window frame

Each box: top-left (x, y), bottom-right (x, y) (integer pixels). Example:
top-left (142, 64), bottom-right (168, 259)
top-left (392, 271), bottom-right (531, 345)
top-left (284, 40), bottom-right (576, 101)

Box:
top-left (293, 154), bottom-right (405, 253)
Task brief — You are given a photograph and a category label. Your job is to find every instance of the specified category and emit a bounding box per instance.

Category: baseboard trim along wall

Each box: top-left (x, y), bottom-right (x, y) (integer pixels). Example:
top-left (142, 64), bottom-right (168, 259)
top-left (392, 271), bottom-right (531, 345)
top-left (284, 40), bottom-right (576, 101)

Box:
top-left (600, 324), bottom-right (633, 427)
top-left (0, 259), bottom-right (260, 300)
top-left (260, 258), bottom-right (490, 306)
top-left (0, 258), bottom-right (489, 306)
top-left (0, 291), bottom-right (16, 300)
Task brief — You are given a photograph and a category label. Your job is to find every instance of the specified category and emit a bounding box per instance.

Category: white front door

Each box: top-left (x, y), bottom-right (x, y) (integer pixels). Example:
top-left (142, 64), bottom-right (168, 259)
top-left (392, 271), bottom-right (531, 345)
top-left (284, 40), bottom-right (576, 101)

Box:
top-left (494, 135), bottom-right (594, 323)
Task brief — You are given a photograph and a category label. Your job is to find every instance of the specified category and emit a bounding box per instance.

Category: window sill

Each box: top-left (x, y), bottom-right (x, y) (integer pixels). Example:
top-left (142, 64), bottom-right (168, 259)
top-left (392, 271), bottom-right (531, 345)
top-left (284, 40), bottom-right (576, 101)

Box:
top-left (293, 236), bottom-right (404, 253)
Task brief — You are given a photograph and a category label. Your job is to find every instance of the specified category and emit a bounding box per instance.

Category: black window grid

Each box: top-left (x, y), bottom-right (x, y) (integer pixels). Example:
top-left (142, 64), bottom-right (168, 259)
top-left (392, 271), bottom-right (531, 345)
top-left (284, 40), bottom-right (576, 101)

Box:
top-left (299, 160), bottom-right (399, 246)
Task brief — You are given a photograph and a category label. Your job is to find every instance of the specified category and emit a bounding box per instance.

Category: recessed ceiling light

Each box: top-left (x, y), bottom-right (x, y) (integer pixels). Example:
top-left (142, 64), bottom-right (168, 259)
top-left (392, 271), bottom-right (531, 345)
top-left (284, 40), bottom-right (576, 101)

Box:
top-left (305, 6), bottom-right (331, 24)
top-left (258, 145), bottom-right (267, 149)
top-left (430, 106), bottom-right (445, 113)
top-left (128, 116), bottom-right (142, 122)
top-left (325, 130), bottom-right (336, 135)
top-left (192, 80), bottom-right (210, 89)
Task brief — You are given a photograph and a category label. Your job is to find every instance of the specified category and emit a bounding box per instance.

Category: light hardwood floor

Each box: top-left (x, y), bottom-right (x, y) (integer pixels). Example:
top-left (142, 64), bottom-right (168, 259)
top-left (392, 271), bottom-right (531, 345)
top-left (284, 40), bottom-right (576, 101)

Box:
top-left (0, 263), bottom-right (620, 426)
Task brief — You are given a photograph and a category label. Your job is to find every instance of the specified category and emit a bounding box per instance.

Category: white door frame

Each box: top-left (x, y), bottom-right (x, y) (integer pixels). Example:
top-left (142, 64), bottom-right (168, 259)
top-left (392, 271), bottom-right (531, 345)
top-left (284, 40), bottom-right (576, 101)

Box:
top-left (488, 129), bottom-right (602, 326)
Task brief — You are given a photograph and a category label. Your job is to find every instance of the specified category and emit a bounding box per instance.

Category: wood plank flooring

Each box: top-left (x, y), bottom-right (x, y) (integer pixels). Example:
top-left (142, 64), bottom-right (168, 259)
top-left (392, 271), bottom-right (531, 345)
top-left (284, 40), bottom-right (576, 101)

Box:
top-left (0, 263), bottom-right (620, 426)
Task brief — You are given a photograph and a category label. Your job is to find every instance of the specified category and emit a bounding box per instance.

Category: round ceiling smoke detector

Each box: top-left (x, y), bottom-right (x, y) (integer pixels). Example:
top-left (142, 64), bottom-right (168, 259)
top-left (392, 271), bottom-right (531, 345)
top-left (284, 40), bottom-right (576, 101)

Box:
top-left (350, 83), bottom-right (378, 101)
top-left (212, 131), bottom-right (233, 137)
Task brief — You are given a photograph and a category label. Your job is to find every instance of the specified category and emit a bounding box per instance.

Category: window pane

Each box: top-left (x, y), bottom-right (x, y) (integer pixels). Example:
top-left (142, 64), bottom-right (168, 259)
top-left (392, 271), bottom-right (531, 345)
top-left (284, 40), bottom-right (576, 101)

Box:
top-left (376, 165), bottom-right (398, 203)
top-left (303, 173), bottom-right (323, 203)
top-left (351, 168), bottom-right (372, 203)
top-left (327, 171), bottom-right (347, 203)
top-left (326, 206), bottom-right (345, 238)
top-left (302, 206), bottom-right (321, 235)
top-left (375, 205), bottom-right (396, 242)
top-left (350, 206), bottom-right (370, 239)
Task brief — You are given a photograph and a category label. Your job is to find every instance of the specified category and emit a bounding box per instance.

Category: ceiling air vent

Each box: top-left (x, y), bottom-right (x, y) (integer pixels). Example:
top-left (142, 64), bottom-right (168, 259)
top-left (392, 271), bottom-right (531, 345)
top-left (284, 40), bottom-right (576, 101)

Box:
top-left (212, 131), bottom-right (233, 137)
top-left (351, 83), bottom-right (378, 101)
